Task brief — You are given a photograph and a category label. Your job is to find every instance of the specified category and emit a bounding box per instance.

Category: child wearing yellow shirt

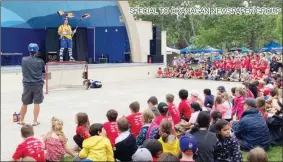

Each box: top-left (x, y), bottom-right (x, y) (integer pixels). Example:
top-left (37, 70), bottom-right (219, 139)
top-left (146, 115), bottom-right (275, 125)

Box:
top-left (158, 119), bottom-right (181, 157)
top-left (74, 123), bottom-right (114, 161)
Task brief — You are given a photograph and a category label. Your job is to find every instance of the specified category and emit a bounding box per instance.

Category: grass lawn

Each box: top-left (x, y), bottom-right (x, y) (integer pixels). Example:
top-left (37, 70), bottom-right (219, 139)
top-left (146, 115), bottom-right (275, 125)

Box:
top-left (62, 146), bottom-right (282, 161)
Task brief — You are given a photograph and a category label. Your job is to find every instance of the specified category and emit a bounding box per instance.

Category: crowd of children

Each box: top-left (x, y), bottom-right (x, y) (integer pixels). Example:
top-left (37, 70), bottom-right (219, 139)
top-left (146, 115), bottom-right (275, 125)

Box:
top-left (11, 81), bottom-right (283, 162)
top-left (156, 53), bottom-right (282, 89)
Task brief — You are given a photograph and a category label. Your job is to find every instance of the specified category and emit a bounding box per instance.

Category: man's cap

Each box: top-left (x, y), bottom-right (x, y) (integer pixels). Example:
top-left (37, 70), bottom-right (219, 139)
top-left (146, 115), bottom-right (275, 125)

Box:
top-left (157, 102), bottom-right (168, 114)
top-left (142, 139), bottom-right (163, 157)
top-left (179, 133), bottom-right (198, 153)
top-left (191, 90), bottom-right (199, 97)
top-left (62, 18), bottom-right (68, 21)
top-left (263, 89), bottom-right (271, 96)
top-left (217, 86), bottom-right (226, 92)
top-left (242, 98), bottom-right (257, 108)
top-left (28, 43), bottom-right (39, 52)
top-left (132, 148), bottom-right (152, 162)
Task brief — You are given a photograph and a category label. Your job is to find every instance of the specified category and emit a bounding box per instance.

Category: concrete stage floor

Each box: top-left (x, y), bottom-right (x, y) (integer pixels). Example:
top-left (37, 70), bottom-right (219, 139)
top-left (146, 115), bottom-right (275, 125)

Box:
top-left (1, 76), bottom-right (242, 160)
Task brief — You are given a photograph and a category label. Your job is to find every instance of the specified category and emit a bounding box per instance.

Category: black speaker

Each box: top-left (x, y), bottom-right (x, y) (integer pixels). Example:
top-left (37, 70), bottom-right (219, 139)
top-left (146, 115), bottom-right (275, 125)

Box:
top-left (153, 26), bottom-right (161, 40)
top-left (148, 55), bottom-right (163, 63)
top-left (150, 39), bottom-right (161, 55)
top-left (155, 39), bottom-right (161, 55)
top-left (150, 40), bottom-right (156, 55)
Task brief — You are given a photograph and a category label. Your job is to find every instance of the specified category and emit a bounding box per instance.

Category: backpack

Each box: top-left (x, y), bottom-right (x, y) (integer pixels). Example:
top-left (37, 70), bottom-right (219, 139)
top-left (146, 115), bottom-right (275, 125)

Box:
top-left (90, 80), bottom-right (102, 88)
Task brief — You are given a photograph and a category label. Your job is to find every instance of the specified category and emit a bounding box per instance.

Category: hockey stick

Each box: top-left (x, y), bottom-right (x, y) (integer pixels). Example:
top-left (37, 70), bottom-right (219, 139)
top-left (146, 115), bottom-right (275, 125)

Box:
top-left (72, 13), bottom-right (90, 38)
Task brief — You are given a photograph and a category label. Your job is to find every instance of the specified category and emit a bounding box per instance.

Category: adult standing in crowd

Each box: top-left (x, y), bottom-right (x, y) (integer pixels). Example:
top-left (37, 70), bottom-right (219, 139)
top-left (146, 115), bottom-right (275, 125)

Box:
top-left (18, 43), bottom-right (45, 126)
top-left (270, 56), bottom-right (280, 73)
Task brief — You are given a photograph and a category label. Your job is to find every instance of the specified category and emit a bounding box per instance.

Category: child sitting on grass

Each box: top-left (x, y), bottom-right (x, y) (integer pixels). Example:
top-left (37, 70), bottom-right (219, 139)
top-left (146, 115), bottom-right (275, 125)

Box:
top-left (158, 119), bottom-right (180, 158)
top-left (76, 123), bottom-right (114, 162)
top-left (73, 112), bottom-right (90, 149)
top-left (179, 133), bottom-right (198, 162)
top-left (114, 117), bottom-right (137, 161)
top-left (103, 109), bottom-right (119, 147)
top-left (214, 119), bottom-right (242, 162)
top-left (247, 147), bottom-right (268, 162)
top-left (142, 139), bottom-right (163, 161)
top-left (43, 117), bottom-right (75, 161)
top-left (12, 124), bottom-right (45, 161)
top-left (136, 109), bottom-right (155, 146)
top-left (126, 101), bottom-right (143, 137)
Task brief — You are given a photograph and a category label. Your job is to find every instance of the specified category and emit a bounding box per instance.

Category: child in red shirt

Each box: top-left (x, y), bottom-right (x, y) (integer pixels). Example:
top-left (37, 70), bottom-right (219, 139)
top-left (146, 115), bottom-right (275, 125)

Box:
top-left (225, 59), bottom-right (233, 72)
top-left (213, 60), bottom-right (220, 69)
top-left (251, 69), bottom-right (257, 80)
top-left (74, 112), bottom-right (91, 148)
top-left (166, 94), bottom-right (181, 125)
top-left (196, 69), bottom-right (203, 79)
top-left (178, 89), bottom-right (192, 121)
top-left (126, 101), bottom-right (143, 137)
top-left (104, 109), bottom-right (119, 147)
top-left (234, 58), bottom-right (241, 72)
top-left (255, 70), bottom-right (263, 80)
top-left (156, 67), bottom-right (163, 78)
top-left (190, 70), bottom-right (195, 79)
top-left (165, 68), bottom-right (173, 78)
top-left (12, 124), bottom-right (45, 161)
top-left (260, 60), bottom-right (268, 73)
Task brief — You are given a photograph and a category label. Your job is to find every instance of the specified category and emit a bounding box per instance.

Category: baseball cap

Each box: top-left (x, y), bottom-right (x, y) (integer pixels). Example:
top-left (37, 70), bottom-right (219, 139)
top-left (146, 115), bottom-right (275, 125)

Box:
top-left (191, 90), bottom-right (199, 97)
top-left (217, 86), bottom-right (226, 92)
top-left (28, 43), bottom-right (39, 52)
top-left (263, 89), bottom-right (270, 96)
top-left (179, 134), bottom-right (198, 153)
top-left (157, 102), bottom-right (168, 114)
top-left (62, 17), bottom-right (68, 21)
top-left (142, 139), bottom-right (163, 157)
top-left (242, 98), bottom-right (257, 108)
top-left (132, 148), bottom-right (152, 162)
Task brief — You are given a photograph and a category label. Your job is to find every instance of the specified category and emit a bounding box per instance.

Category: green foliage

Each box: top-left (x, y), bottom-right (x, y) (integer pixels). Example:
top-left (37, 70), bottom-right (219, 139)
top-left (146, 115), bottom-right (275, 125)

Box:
top-left (129, 0), bottom-right (282, 49)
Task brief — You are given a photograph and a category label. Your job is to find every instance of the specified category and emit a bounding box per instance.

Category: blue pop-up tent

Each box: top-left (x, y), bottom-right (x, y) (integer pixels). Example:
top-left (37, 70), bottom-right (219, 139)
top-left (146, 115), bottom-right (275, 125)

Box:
top-left (180, 45), bottom-right (223, 54)
top-left (259, 41), bottom-right (282, 52)
top-left (203, 46), bottom-right (223, 54)
top-left (180, 44), bottom-right (195, 54)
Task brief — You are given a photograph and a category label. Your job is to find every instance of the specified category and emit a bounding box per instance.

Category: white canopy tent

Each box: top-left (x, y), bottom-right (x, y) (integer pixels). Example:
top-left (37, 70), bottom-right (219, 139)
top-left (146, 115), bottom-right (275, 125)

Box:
top-left (166, 47), bottom-right (180, 54)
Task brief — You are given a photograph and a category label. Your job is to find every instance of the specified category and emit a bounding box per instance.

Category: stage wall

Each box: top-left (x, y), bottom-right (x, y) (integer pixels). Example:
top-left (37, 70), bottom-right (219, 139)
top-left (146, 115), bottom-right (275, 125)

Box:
top-left (136, 20), bottom-right (152, 63)
top-left (1, 26), bottom-right (130, 64)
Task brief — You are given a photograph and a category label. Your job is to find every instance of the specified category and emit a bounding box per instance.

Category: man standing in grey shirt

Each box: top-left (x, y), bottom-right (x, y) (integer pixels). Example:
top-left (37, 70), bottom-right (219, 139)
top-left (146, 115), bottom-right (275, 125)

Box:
top-left (18, 43), bottom-right (45, 126)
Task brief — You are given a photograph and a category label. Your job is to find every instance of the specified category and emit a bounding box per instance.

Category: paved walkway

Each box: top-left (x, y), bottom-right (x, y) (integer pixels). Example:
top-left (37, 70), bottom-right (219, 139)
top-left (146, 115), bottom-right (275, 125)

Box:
top-left (1, 78), bottom-right (241, 160)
